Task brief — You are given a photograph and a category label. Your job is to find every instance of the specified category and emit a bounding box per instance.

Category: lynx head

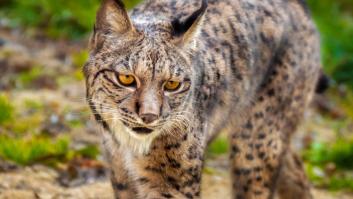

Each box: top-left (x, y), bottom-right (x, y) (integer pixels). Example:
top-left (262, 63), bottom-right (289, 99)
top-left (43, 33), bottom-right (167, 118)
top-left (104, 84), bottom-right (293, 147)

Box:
top-left (84, 0), bottom-right (207, 154)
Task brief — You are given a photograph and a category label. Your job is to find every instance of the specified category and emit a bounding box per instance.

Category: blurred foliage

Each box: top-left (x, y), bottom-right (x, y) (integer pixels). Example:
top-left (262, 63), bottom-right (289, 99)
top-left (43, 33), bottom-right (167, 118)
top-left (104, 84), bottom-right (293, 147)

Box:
top-left (0, 135), bottom-right (70, 166)
top-left (0, 135), bottom-right (100, 166)
top-left (307, 0), bottom-right (353, 88)
top-left (0, 94), bottom-right (98, 166)
top-left (304, 139), bottom-right (353, 191)
top-left (72, 50), bottom-right (89, 69)
top-left (18, 66), bottom-right (42, 87)
top-left (327, 177), bottom-right (353, 191)
top-left (0, 94), bottom-right (14, 125)
top-left (0, 0), bottom-right (142, 39)
top-left (10, 112), bottom-right (43, 135)
top-left (327, 88), bottom-right (353, 120)
top-left (306, 163), bottom-right (353, 192)
top-left (304, 139), bottom-right (353, 170)
top-left (71, 50), bottom-right (89, 81)
top-left (24, 99), bottom-right (45, 110)
top-left (207, 137), bottom-right (228, 157)
top-left (77, 145), bottom-right (100, 159)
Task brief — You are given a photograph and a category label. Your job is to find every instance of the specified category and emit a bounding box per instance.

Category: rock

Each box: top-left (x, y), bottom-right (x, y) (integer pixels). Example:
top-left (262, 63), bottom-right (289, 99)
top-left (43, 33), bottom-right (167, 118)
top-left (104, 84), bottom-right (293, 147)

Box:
top-left (0, 158), bottom-right (18, 172)
top-left (0, 42), bottom-right (34, 73)
top-left (0, 37), bottom-right (5, 47)
top-left (58, 158), bottom-right (108, 188)
top-left (41, 114), bottom-right (70, 136)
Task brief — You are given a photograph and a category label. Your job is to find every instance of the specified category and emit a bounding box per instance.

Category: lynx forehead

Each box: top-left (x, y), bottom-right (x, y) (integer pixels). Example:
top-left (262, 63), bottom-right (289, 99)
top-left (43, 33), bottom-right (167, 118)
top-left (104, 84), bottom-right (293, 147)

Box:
top-left (84, 0), bottom-right (321, 198)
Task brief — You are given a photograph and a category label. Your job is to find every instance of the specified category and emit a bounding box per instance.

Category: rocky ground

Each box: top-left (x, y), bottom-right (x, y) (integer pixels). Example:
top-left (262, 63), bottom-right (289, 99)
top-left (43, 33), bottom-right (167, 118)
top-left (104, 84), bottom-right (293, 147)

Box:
top-left (0, 29), bottom-right (352, 199)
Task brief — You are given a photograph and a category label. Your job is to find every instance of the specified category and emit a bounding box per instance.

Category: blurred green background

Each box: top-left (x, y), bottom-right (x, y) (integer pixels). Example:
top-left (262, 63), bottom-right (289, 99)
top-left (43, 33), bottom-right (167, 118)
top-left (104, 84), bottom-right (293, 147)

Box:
top-left (0, 0), bottom-right (353, 197)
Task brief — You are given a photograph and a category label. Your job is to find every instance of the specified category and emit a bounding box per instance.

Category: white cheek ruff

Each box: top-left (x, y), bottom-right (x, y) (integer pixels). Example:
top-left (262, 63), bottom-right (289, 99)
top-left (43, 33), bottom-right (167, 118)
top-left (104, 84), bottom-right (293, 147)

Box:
top-left (110, 118), bottom-right (161, 155)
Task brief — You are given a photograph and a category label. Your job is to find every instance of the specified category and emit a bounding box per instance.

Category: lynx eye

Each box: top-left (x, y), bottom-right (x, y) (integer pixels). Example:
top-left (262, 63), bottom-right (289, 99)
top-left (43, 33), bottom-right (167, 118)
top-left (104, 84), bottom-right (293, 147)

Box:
top-left (118, 74), bottom-right (136, 87)
top-left (164, 81), bottom-right (181, 91)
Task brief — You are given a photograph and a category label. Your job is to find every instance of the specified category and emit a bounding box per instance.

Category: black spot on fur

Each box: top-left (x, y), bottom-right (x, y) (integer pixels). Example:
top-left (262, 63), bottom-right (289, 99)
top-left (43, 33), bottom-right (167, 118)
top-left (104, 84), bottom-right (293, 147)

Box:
top-left (258, 152), bottom-right (266, 159)
top-left (161, 193), bottom-right (173, 198)
top-left (138, 177), bottom-right (149, 183)
top-left (258, 133), bottom-right (266, 139)
top-left (267, 89), bottom-right (275, 97)
top-left (256, 176), bottom-right (262, 182)
top-left (185, 192), bottom-right (193, 199)
top-left (245, 154), bottom-right (254, 161)
top-left (114, 183), bottom-right (128, 190)
top-left (167, 176), bottom-right (180, 191)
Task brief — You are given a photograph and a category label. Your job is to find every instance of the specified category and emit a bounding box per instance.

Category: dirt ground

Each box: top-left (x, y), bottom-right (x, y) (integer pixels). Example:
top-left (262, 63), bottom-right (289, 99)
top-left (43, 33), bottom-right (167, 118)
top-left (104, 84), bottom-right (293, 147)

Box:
top-left (0, 159), bottom-right (352, 199)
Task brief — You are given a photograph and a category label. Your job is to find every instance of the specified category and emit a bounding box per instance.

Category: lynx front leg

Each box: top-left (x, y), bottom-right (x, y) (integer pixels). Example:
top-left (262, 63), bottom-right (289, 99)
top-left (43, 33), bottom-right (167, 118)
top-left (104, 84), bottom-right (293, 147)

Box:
top-left (228, 70), bottom-right (314, 199)
top-left (110, 152), bottom-right (137, 199)
top-left (228, 110), bottom-right (284, 199)
top-left (128, 133), bottom-right (206, 199)
top-left (228, 65), bottom-right (313, 199)
top-left (103, 135), bottom-right (137, 199)
top-left (276, 149), bottom-right (312, 199)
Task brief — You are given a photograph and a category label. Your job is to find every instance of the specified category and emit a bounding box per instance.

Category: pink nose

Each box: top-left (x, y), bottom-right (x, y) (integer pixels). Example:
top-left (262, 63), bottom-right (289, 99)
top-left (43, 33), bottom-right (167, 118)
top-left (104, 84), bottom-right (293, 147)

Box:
top-left (140, 113), bottom-right (158, 124)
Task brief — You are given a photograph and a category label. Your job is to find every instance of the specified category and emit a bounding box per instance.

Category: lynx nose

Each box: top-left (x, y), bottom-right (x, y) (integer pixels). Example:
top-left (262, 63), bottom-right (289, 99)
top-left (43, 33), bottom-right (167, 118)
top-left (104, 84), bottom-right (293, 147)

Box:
top-left (140, 113), bottom-right (158, 124)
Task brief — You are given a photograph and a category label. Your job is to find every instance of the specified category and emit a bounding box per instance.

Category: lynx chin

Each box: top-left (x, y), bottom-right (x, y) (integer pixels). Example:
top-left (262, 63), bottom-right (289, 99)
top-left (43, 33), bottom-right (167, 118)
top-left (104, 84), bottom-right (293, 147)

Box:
top-left (84, 0), bottom-right (322, 198)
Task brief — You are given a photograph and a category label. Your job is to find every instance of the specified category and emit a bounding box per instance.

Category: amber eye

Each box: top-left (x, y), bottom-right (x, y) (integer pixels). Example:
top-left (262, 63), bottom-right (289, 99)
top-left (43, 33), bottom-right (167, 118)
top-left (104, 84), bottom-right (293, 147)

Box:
top-left (164, 81), bottom-right (181, 91)
top-left (118, 74), bottom-right (136, 86)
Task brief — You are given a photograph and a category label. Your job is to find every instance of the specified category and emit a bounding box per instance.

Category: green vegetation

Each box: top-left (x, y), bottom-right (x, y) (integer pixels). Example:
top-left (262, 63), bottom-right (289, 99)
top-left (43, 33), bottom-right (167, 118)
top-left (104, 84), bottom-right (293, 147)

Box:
top-left (327, 177), bottom-right (353, 191)
top-left (77, 145), bottom-right (100, 160)
top-left (307, 0), bottom-right (353, 88)
top-left (18, 66), bottom-right (43, 87)
top-left (304, 139), bottom-right (353, 191)
top-left (304, 139), bottom-right (353, 170)
top-left (0, 94), bottom-right (14, 125)
top-left (0, 135), bottom-right (100, 166)
top-left (306, 163), bottom-right (353, 191)
top-left (72, 50), bottom-right (89, 69)
top-left (10, 113), bottom-right (43, 135)
top-left (0, 95), bottom-right (98, 167)
top-left (207, 137), bottom-right (229, 157)
top-left (0, 135), bottom-right (70, 166)
top-left (24, 99), bottom-right (45, 111)
top-left (72, 50), bottom-right (89, 81)
top-left (328, 89), bottom-right (353, 120)
top-left (0, 0), bottom-right (142, 39)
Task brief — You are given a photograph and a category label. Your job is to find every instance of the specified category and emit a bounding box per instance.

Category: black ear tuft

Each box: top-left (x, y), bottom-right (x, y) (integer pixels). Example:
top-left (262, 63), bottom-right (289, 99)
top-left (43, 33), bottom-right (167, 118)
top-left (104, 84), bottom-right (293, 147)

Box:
top-left (112, 0), bottom-right (126, 10)
top-left (172, 0), bottom-right (208, 37)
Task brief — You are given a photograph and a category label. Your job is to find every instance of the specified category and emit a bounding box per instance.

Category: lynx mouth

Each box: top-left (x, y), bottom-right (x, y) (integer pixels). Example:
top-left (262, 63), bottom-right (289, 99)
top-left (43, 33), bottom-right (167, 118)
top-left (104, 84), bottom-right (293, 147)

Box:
top-left (132, 127), bottom-right (154, 134)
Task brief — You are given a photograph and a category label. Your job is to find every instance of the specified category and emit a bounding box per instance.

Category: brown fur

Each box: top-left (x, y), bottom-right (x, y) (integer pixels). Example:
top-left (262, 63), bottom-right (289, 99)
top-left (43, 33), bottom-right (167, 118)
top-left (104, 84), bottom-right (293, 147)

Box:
top-left (84, 0), bottom-right (321, 198)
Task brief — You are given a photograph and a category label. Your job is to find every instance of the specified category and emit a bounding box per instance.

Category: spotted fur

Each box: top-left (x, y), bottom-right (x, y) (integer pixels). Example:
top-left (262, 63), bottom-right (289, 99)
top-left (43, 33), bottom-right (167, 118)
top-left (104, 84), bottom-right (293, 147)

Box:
top-left (84, 0), bottom-right (321, 198)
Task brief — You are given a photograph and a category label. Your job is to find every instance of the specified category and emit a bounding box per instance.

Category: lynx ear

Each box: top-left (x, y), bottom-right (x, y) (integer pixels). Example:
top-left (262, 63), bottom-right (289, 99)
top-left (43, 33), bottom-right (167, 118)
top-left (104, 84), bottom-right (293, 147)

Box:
top-left (171, 0), bottom-right (208, 47)
top-left (95, 0), bottom-right (135, 35)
